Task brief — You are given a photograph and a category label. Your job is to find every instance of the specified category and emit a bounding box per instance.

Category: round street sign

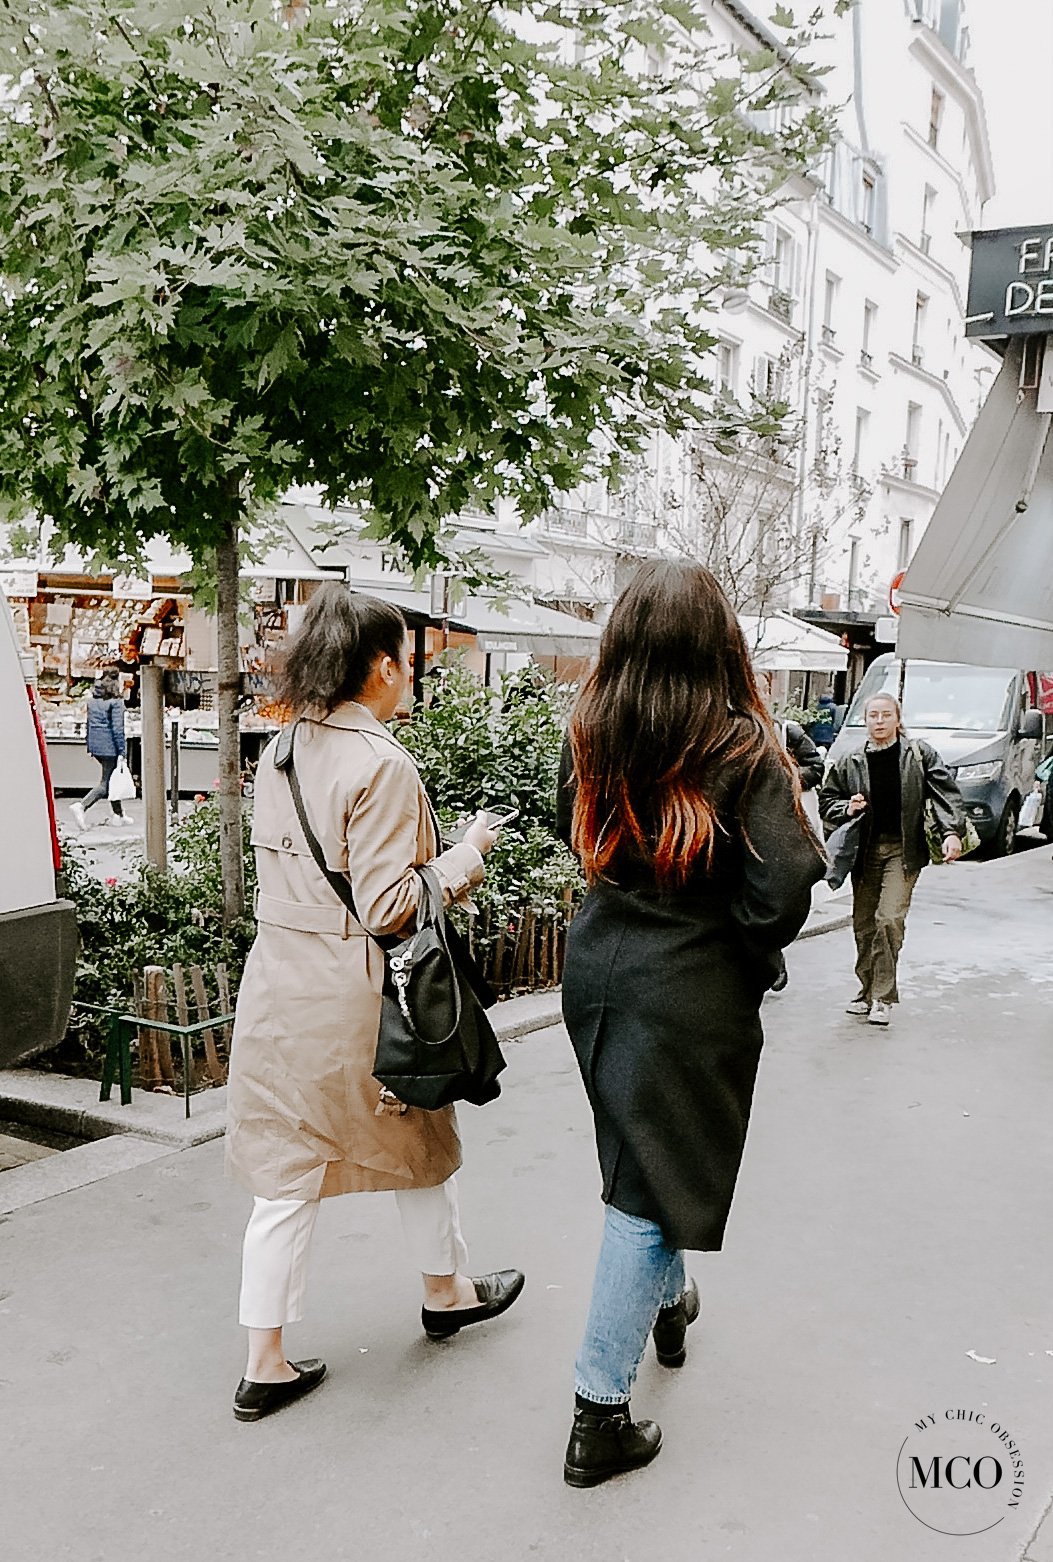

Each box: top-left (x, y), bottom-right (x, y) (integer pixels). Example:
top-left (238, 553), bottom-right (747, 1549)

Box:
top-left (889, 570), bottom-right (906, 615)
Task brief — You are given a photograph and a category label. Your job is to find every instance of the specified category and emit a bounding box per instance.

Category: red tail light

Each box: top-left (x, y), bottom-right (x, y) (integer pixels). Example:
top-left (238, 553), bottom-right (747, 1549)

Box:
top-left (27, 682), bottom-right (62, 876)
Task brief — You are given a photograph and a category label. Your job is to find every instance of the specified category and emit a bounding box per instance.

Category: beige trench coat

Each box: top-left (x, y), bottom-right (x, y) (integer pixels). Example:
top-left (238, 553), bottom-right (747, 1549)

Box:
top-left (225, 702), bottom-right (485, 1202)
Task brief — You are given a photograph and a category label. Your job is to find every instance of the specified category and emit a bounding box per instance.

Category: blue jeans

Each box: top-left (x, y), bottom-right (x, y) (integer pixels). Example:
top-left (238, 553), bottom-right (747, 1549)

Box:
top-left (82, 754), bottom-right (123, 815)
top-left (575, 1205), bottom-right (687, 1404)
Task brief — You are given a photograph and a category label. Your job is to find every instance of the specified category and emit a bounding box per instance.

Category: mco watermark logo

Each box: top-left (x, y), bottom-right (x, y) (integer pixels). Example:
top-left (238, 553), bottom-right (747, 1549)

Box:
top-left (896, 1409), bottom-right (1024, 1536)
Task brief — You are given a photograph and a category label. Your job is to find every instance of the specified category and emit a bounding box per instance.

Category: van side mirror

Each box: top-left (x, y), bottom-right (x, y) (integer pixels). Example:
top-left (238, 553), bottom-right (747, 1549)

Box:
top-left (1020, 708), bottom-right (1044, 740)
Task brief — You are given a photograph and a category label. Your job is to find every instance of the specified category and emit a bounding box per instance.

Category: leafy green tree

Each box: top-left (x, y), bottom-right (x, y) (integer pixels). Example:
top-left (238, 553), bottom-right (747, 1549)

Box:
top-left (0, 0), bottom-right (836, 917)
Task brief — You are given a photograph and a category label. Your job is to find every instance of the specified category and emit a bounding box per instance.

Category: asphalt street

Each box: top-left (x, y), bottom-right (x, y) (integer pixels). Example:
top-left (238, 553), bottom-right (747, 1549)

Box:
top-left (1, 848), bottom-right (1052, 1562)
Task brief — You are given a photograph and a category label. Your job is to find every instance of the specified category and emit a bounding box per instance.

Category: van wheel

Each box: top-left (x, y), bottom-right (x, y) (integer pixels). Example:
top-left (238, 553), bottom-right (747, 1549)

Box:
top-left (993, 800), bottom-right (1019, 857)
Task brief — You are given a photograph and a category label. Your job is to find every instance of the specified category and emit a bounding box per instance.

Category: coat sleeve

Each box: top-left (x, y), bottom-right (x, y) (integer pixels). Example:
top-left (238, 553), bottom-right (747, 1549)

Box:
top-left (785, 722), bottom-right (824, 790)
top-left (818, 755), bottom-right (854, 830)
top-left (110, 699), bottom-right (127, 758)
top-left (730, 754), bottom-right (826, 984)
top-left (345, 751), bottom-right (485, 937)
top-left (555, 736), bottom-right (576, 850)
top-left (919, 742), bottom-right (966, 839)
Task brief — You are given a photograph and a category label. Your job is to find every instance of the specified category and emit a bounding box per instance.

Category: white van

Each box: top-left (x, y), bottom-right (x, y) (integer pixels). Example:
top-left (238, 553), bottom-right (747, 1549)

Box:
top-left (0, 584), bottom-right (77, 1067)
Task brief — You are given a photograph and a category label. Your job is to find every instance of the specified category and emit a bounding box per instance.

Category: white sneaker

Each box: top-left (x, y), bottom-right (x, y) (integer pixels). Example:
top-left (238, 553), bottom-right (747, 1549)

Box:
top-left (845, 999), bottom-right (870, 1017)
top-left (868, 1001), bottom-right (892, 1025)
top-left (69, 802), bottom-right (87, 831)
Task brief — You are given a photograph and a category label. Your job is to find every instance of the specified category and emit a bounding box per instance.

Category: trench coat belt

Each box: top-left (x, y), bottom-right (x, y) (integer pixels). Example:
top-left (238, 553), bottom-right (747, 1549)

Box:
top-left (255, 891), bottom-right (362, 939)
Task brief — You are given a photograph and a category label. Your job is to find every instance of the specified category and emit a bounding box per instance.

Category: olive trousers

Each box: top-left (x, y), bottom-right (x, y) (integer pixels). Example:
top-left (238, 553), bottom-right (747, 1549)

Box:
top-left (852, 838), bottom-right (921, 1004)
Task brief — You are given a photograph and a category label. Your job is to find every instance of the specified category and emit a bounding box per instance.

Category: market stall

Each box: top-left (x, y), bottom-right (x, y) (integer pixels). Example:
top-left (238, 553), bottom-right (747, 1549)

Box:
top-left (0, 523), bottom-right (339, 795)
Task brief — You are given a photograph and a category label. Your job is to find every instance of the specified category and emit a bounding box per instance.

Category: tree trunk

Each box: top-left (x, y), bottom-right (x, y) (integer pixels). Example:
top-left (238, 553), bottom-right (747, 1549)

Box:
top-left (140, 662), bottom-right (168, 872)
top-left (216, 519), bottom-right (245, 924)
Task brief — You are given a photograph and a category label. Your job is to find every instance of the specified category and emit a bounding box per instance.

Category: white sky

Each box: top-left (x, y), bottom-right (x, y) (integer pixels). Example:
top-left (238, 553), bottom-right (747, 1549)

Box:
top-left (965, 0), bottom-right (1053, 226)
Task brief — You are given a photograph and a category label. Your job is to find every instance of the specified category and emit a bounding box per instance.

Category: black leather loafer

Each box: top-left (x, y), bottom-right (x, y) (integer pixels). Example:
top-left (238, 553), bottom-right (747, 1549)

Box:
top-left (652, 1276), bottom-right (700, 1367)
top-left (563, 1404), bottom-right (663, 1488)
top-left (421, 1269), bottom-right (525, 1340)
top-left (233, 1358), bottom-right (327, 1422)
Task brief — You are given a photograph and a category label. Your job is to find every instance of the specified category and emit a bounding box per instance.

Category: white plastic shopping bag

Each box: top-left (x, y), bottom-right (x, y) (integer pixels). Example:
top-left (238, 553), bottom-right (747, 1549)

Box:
top-left (1018, 787), bottom-right (1042, 831)
top-left (108, 757), bottom-right (137, 802)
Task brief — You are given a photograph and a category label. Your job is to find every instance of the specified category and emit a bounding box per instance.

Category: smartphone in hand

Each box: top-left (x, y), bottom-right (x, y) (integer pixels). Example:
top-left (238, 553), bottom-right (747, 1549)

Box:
top-left (444, 807), bottom-right (519, 843)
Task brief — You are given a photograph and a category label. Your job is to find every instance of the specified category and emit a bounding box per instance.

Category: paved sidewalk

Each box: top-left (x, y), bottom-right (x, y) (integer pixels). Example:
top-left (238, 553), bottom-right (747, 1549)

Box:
top-left (2, 850), bottom-right (1051, 1561)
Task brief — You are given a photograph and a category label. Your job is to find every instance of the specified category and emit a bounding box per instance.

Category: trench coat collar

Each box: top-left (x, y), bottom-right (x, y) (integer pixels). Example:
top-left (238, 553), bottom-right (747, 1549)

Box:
top-left (307, 700), bottom-right (412, 759)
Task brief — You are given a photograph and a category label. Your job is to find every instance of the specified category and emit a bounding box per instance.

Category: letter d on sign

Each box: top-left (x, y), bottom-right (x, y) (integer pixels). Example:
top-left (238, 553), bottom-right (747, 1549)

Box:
top-left (1006, 281), bottom-right (1036, 318)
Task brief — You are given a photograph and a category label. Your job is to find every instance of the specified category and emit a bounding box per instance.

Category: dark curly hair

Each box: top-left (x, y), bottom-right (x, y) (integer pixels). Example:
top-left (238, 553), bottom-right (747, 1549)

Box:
top-left (276, 581), bottom-right (407, 715)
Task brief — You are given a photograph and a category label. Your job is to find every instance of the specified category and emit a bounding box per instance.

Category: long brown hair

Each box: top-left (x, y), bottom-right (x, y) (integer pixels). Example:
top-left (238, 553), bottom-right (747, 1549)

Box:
top-left (569, 561), bottom-right (796, 885)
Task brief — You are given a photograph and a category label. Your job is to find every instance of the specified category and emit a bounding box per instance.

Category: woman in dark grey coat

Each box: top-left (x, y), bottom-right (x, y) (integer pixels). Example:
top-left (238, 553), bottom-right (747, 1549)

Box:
top-left (818, 691), bottom-right (965, 1026)
top-left (556, 562), bottom-right (825, 1488)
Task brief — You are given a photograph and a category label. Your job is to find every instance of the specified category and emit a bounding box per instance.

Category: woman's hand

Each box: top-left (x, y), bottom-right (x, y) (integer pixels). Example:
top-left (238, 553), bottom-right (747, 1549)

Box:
top-left (464, 811), bottom-right (503, 857)
top-left (847, 793), bottom-right (868, 817)
top-left (942, 833), bottom-right (963, 863)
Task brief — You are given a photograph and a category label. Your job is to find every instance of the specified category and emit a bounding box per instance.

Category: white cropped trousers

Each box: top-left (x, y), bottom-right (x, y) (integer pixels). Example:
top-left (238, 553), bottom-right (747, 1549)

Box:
top-left (238, 1175), bottom-right (470, 1329)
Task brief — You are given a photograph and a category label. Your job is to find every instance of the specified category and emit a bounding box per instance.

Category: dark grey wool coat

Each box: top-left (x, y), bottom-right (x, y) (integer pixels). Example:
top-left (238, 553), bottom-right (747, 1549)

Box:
top-left (557, 725), bottom-right (826, 1251)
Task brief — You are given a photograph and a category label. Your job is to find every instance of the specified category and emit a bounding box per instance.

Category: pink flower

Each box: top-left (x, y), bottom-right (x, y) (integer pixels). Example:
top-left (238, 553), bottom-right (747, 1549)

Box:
top-left (194, 792), bottom-right (206, 803)
top-left (105, 877), bottom-right (118, 888)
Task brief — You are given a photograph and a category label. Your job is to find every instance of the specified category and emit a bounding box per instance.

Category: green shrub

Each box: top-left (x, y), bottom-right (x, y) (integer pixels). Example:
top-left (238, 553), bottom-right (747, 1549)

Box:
top-left (396, 661), bottom-right (572, 830)
top-left (58, 798), bottom-right (256, 1076)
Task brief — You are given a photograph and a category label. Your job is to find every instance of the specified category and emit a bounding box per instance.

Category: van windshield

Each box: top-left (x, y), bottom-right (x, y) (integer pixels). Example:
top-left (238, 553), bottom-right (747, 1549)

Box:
top-left (846, 661), bottom-right (1015, 733)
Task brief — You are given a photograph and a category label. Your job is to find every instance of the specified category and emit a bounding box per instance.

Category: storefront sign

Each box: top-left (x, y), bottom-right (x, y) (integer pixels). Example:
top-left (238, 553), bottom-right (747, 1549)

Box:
top-left (965, 225), bottom-right (1053, 339)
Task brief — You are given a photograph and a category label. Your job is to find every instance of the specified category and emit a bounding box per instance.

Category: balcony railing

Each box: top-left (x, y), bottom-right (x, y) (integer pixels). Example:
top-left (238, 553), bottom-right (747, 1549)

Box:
top-left (919, 231), bottom-right (931, 255)
top-left (821, 323), bottom-right (836, 345)
top-left (859, 349), bottom-right (874, 369)
top-left (541, 507), bottom-right (590, 538)
top-left (768, 288), bottom-right (794, 322)
top-left (911, 345), bottom-right (925, 368)
top-left (616, 521), bottom-right (658, 552)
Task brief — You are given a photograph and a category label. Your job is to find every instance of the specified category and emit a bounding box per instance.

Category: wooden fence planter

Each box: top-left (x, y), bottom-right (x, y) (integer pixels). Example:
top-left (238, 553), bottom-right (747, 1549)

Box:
top-left (92, 962), bottom-right (235, 1118)
top-left (472, 889), bottom-right (577, 996)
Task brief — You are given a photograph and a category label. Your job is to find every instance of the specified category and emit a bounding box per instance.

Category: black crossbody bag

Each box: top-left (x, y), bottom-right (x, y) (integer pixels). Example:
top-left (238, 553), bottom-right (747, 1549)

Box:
top-left (273, 721), bottom-right (504, 1110)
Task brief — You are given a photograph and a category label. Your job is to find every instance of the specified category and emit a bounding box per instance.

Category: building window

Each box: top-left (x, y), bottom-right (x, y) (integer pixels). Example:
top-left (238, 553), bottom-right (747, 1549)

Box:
top-left (861, 300), bottom-right (877, 368)
top-left (852, 408), bottom-right (870, 475)
top-left (904, 402), bottom-right (922, 477)
top-left (715, 340), bottom-right (740, 397)
top-left (822, 272), bottom-right (840, 343)
top-left (860, 170), bottom-right (875, 234)
top-left (928, 86), bottom-right (944, 150)
top-left (897, 518), bottom-right (915, 571)
top-left (912, 293), bottom-right (928, 366)
top-left (753, 354), bottom-right (786, 402)
top-left (920, 186), bottom-right (936, 253)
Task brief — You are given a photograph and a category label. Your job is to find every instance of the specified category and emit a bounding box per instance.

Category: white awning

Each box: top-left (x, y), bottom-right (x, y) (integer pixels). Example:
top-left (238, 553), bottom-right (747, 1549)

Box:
top-left (739, 612), bottom-right (848, 673)
top-left (1, 521), bottom-right (338, 586)
top-left (897, 339), bottom-right (1053, 668)
top-left (348, 577), bottom-right (602, 657)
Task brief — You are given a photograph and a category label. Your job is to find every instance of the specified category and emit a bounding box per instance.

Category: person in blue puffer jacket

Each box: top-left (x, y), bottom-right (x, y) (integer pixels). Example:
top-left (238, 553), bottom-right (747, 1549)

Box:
top-left (70, 670), bottom-right (131, 829)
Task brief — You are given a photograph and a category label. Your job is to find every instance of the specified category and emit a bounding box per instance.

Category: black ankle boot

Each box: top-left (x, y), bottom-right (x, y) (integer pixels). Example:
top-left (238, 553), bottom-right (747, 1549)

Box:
top-left (563, 1400), bottom-right (662, 1488)
top-left (652, 1276), bottom-right (700, 1368)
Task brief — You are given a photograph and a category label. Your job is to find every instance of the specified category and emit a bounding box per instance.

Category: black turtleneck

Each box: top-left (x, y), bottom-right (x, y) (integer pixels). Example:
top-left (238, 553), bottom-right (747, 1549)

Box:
top-left (866, 740), bottom-right (902, 839)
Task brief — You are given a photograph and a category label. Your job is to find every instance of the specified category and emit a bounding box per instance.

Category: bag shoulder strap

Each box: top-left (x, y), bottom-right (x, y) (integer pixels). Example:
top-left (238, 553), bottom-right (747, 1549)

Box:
top-left (274, 720), bottom-right (361, 922)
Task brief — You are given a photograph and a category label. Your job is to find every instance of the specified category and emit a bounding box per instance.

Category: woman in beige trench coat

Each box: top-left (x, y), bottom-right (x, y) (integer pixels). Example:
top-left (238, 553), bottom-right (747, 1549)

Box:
top-left (226, 584), bottom-right (524, 1422)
